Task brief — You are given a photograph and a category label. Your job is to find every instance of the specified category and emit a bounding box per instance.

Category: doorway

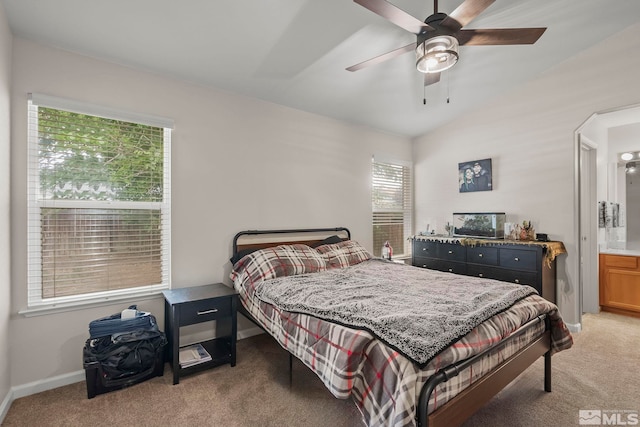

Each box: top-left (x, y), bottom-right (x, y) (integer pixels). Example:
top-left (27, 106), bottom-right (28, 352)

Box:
top-left (576, 102), bottom-right (640, 319)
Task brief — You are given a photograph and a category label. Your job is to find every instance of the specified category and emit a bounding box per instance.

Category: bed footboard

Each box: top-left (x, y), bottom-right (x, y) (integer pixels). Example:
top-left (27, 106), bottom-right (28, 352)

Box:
top-left (417, 316), bottom-right (552, 427)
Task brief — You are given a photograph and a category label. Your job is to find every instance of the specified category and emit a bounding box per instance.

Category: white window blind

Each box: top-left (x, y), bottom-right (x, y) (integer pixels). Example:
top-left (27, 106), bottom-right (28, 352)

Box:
top-left (372, 158), bottom-right (412, 257)
top-left (26, 94), bottom-right (172, 310)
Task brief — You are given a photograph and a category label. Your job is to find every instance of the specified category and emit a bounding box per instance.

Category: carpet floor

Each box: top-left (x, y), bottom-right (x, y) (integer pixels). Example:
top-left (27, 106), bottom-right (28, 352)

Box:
top-left (2, 311), bottom-right (639, 426)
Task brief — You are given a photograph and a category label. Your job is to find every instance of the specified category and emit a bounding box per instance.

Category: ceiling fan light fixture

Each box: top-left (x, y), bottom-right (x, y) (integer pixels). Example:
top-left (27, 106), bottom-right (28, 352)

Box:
top-left (416, 35), bottom-right (459, 73)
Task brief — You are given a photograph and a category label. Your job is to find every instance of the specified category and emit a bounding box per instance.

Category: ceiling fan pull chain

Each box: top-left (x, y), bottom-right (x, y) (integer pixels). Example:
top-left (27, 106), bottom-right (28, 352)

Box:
top-left (447, 72), bottom-right (450, 104)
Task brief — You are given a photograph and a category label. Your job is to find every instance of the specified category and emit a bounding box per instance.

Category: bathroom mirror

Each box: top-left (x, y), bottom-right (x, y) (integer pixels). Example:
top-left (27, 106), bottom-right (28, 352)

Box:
top-left (609, 125), bottom-right (640, 249)
top-left (619, 150), bottom-right (640, 249)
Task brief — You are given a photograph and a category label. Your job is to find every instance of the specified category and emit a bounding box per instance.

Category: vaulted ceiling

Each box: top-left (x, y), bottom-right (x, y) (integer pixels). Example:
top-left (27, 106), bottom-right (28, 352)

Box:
top-left (3, 0), bottom-right (640, 137)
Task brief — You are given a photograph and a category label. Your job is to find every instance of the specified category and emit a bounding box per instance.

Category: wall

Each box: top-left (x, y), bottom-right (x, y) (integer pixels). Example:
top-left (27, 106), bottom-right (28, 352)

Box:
top-left (9, 38), bottom-right (412, 388)
top-left (412, 22), bottom-right (640, 328)
top-left (0, 1), bottom-right (12, 418)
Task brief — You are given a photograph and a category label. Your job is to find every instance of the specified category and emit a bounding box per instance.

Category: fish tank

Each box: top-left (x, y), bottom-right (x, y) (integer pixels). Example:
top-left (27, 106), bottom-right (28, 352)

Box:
top-left (452, 212), bottom-right (506, 239)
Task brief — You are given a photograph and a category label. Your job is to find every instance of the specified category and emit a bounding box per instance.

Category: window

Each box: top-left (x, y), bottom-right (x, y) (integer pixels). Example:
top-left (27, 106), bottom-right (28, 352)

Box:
top-left (27, 94), bottom-right (172, 311)
top-left (372, 158), bottom-right (412, 258)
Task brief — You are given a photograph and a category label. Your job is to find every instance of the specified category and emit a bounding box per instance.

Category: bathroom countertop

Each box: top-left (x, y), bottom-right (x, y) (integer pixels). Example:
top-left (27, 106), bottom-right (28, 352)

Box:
top-left (599, 248), bottom-right (640, 257)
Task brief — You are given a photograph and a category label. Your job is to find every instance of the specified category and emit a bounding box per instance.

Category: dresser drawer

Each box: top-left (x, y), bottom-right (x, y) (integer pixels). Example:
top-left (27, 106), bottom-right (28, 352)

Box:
top-left (437, 243), bottom-right (466, 262)
top-left (499, 248), bottom-right (537, 271)
top-left (413, 256), bottom-right (439, 269)
top-left (493, 269), bottom-right (539, 293)
top-left (435, 260), bottom-right (467, 275)
top-left (467, 264), bottom-right (499, 280)
top-left (178, 297), bottom-right (232, 326)
top-left (467, 246), bottom-right (498, 266)
top-left (413, 240), bottom-right (438, 257)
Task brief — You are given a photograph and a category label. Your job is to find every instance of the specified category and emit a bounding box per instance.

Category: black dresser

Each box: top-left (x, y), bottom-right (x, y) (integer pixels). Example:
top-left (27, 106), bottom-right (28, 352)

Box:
top-left (411, 237), bottom-right (564, 303)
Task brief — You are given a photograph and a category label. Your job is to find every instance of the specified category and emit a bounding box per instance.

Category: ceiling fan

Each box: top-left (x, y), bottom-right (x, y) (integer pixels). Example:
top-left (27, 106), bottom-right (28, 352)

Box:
top-left (347, 0), bottom-right (547, 88)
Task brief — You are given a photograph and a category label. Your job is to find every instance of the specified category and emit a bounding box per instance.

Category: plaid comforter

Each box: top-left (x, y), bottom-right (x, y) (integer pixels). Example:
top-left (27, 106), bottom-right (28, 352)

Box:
top-left (231, 248), bottom-right (573, 427)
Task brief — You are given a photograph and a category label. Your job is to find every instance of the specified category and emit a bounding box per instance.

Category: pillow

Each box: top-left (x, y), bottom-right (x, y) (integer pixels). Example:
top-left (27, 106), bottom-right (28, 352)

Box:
top-left (310, 235), bottom-right (344, 248)
top-left (315, 240), bottom-right (372, 268)
top-left (230, 244), bottom-right (327, 289)
top-left (229, 247), bottom-right (259, 265)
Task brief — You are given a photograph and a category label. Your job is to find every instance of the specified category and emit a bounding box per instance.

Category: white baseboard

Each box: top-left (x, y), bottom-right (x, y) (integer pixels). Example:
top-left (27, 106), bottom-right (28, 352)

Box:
top-left (0, 388), bottom-right (13, 425)
top-left (237, 326), bottom-right (263, 340)
top-left (11, 370), bottom-right (85, 400)
top-left (0, 325), bottom-right (264, 424)
top-left (566, 322), bottom-right (582, 333)
top-left (0, 370), bottom-right (85, 425)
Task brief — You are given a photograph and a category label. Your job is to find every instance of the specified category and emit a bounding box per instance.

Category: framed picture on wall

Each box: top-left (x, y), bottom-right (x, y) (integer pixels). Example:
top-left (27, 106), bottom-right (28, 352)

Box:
top-left (458, 158), bottom-right (492, 192)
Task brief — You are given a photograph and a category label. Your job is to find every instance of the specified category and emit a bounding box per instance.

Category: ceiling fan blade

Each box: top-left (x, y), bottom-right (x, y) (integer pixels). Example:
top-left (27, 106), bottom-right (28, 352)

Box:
top-left (346, 43), bottom-right (415, 72)
top-left (354, 0), bottom-right (433, 34)
top-left (458, 28), bottom-right (547, 45)
top-left (440, 0), bottom-right (495, 31)
top-left (424, 72), bottom-right (441, 87)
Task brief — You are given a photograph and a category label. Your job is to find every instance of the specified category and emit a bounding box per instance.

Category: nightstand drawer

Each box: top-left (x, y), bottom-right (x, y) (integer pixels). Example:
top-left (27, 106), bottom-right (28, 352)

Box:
top-left (178, 297), bottom-right (232, 326)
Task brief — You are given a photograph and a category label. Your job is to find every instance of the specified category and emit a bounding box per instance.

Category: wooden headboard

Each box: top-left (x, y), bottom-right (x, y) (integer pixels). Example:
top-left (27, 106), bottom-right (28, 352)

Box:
top-left (232, 227), bottom-right (351, 257)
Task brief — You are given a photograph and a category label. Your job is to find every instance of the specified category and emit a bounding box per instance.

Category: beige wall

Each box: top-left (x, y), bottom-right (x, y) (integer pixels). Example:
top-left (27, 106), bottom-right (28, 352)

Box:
top-left (9, 38), bottom-right (412, 388)
top-left (412, 22), bottom-right (640, 327)
top-left (0, 0), bottom-right (12, 417)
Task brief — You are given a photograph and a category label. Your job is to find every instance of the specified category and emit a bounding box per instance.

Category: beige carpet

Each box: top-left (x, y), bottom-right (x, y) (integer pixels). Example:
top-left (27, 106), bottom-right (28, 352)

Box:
top-left (3, 311), bottom-right (639, 427)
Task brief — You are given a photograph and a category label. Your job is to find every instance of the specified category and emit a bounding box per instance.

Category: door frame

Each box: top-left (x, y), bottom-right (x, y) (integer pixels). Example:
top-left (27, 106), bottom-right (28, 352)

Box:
top-left (574, 113), bottom-right (599, 331)
top-left (579, 136), bottom-right (598, 314)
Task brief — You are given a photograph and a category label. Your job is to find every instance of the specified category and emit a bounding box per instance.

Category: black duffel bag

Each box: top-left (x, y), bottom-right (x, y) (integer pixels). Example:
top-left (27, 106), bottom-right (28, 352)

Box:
top-left (84, 305), bottom-right (167, 381)
top-left (84, 329), bottom-right (167, 380)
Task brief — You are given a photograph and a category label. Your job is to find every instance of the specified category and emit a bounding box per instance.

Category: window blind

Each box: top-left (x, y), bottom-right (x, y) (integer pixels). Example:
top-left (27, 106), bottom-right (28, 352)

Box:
top-left (27, 96), bottom-right (171, 309)
top-left (372, 159), bottom-right (412, 257)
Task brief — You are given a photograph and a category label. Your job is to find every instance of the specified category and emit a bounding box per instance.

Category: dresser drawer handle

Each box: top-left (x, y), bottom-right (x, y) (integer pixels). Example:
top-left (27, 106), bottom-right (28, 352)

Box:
top-left (478, 253), bottom-right (483, 257)
top-left (478, 273), bottom-right (483, 277)
top-left (514, 279), bottom-right (520, 284)
top-left (514, 257), bottom-right (520, 261)
top-left (448, 250), bottom-right (453, 254)
top-left (448, 268), bottom-right (453, 272)
top-left (197, 309), bottom-right (219, 315)
top-left (422, 248), bottom-right (427, 251)
top-left (422, 264), bottom-right (427, 268)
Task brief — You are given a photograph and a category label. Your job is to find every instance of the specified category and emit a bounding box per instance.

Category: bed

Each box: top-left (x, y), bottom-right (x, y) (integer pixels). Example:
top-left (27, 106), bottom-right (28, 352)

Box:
top-left (229, 228), bottom-right (573, 427)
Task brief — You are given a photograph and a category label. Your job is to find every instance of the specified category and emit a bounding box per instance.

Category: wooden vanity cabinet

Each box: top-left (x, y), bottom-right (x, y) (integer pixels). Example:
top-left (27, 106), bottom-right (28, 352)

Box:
top-left (599, 253), bottom-right (640, 317)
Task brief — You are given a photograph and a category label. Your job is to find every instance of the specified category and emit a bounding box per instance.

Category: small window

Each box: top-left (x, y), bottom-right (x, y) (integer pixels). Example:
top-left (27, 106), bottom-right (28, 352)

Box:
top-left (27, 94), bottom-right (172, 310)
top-left (372, 158), bottom-right (412, 258)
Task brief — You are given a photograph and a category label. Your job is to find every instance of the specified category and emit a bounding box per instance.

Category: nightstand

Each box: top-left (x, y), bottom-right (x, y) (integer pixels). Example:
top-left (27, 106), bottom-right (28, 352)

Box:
top-left (163, 283), bottom-right (238, 385)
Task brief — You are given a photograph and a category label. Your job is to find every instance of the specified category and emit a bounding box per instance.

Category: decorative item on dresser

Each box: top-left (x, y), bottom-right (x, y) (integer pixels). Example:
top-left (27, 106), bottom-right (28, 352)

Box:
top-left (411, 236), bottom-right (567, 303)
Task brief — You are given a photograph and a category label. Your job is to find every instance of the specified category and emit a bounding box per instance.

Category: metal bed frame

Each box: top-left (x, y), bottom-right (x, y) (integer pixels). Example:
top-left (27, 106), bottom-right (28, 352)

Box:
top-left (231, 227), bottom-right (552, 427)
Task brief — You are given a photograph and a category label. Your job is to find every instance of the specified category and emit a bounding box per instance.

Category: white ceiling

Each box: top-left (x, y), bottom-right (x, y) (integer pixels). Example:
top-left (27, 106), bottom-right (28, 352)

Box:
top-left (3, 0), bottom-right (640, 138)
